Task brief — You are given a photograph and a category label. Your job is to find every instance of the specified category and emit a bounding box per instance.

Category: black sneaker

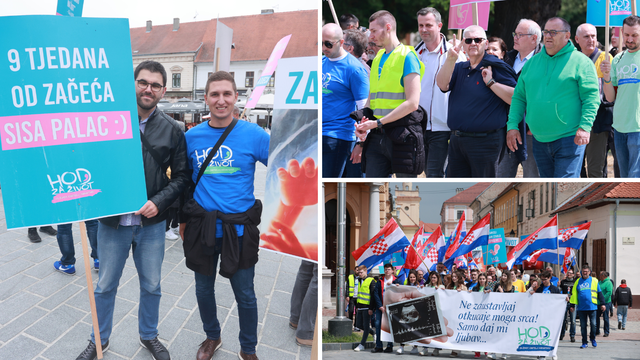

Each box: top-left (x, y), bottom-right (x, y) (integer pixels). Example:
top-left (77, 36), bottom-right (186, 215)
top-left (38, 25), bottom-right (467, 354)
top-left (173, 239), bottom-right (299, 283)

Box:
top-left (39, 226), bottom-right (57, 236)
top-left (571, 336), bottom-right (575, 342)
top-left (28, 228), bottom-right (41, 243)
top-left (619, 322), bottom-right (622, 329)
top-left (140, 337), bottom-right (170, 360)
top-left (76, 340), bottom-right (109, 360)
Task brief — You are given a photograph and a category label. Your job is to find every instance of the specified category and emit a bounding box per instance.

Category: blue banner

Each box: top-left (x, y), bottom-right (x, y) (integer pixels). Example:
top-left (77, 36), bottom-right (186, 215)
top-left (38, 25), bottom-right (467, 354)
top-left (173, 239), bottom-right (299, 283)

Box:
top-left (56, 0), bottom-right (84, 17)
top-left (0, 16), bottom-right (147, 229)
top-left (482, 228), bottom-right (507, 265)
top-left (587, 0), bottom-right (640, 27)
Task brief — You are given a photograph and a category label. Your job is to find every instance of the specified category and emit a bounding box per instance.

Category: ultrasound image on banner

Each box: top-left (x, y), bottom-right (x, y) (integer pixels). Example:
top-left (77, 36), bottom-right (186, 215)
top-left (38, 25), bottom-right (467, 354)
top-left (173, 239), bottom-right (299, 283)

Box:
top-left (387, 294), bottom-right (446, 343)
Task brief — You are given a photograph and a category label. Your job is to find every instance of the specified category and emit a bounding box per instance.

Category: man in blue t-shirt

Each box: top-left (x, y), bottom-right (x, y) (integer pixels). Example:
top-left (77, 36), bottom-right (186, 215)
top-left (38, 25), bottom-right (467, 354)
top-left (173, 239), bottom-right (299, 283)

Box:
top-left (569, 265), bottom-right (606, 349)
top-left (181, 71), bottom-right (270, 360)
top-left (436, 25), bottom-right (517, 178)
top-left (322, 23), bottom-right (369, 178)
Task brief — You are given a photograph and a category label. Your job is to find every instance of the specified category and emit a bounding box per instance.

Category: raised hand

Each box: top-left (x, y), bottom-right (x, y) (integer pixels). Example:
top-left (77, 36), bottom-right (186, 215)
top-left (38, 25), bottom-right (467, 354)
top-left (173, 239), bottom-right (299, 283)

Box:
top-left (447, 33), bottom-right (464, 61)
top-left (600, 55), bottom-right (611, 79)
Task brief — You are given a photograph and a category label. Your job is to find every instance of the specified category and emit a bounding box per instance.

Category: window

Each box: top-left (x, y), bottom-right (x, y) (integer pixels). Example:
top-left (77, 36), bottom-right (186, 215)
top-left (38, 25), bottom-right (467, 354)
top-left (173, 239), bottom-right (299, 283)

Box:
top-left (268, 72), bottom-right (275, 87)
top-left (552, 183), bottom-right (556, 209)
top-left (172, 73), bottom-right (181, 88)
top-left (546, 183), bottom-right (549, 213)
top-left (245, 71), bottom-right (254, 87)
top-left (456, 210), bottom-right (464, 220)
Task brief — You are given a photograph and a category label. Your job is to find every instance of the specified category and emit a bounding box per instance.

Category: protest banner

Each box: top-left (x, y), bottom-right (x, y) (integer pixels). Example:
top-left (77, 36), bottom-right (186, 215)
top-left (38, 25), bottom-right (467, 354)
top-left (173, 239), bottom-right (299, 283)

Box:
top-left (56, 0), bottom-right (84, 17)
top-left (381, 285), bottom-right (566, 357)
top-left (587, 0), bottom-right (640, 27)
top-left (0, 15), bottom-right (147, 229)
top-left (451, 0), bottom-right (503, 4)
top-left (448, 2), bottom-right (491, 30)
top-left (483, 228), bottom-right (507, 266)
top-left (260, 56), bottom-right (318, 262)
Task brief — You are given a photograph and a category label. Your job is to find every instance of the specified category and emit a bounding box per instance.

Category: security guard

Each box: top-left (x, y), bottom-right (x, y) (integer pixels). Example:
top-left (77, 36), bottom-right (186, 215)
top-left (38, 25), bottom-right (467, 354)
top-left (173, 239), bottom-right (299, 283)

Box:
top-left (569, 264), bottom-right (606, 349)
top-left (353, 265), bottom-right (375, 351)
top-left (345, 266), bottom-right (358, 328)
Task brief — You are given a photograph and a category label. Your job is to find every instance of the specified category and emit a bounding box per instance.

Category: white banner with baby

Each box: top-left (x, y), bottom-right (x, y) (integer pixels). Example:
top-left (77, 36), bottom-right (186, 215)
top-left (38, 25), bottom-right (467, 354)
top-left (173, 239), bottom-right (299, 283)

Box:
top-left (381, 285), bottom-right (566, 357)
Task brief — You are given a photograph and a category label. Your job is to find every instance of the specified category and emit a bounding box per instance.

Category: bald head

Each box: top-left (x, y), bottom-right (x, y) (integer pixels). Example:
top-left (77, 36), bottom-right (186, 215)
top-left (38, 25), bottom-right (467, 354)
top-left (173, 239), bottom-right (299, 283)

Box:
top-left (322, 23), bottom-right (346, 59)
top-left (463, 25), bottom-right (487, 39)
top-left (575, 23), bottom-right (598, 56)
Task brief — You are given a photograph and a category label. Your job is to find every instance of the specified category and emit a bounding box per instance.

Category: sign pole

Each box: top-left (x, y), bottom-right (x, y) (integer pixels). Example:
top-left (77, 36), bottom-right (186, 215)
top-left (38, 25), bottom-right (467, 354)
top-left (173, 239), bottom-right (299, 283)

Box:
top-left (472, 2), bottom-right (479, 26)
top-left (80, 221), bottom-right (103, 359)
top-left (633, 0), bottom-right (637, 16)
top-left (327, 0), bottom-right (339, 24)
top-left (606, 0), bottom-right (611, 52)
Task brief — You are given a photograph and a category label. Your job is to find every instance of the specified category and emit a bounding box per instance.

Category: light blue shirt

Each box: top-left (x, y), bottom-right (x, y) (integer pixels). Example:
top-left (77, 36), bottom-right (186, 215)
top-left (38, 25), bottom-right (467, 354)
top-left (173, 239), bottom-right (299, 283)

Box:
top-left (513, 49), bottom-right (535, 73)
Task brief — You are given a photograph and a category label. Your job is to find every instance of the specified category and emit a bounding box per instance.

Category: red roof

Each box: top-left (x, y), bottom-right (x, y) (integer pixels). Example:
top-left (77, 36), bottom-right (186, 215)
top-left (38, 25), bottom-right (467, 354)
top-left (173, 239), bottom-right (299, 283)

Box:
top-left (554, 182), bottom-right (640, 214)
top-left (443, 183), bottom-right (492, 205)
top-left (419, 222), bottom-right (440, 233)
top-left (130, 10), bottom-right (318, 62)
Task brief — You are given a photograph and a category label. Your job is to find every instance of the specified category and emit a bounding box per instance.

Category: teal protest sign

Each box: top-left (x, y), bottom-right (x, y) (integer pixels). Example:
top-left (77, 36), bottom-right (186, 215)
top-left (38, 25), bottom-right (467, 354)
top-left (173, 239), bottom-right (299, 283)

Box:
top-left (482, 228), bottom-right (507, 265)
top-left (0, 15), bottom-right (147, 229)
top-left (56, 0), bottom-right (84, 17)
top-left (587, 0), bottom-right (640, 27)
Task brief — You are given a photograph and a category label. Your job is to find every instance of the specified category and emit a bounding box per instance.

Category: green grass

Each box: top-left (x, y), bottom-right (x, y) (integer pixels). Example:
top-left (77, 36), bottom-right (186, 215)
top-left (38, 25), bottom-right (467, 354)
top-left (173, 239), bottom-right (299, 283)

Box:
top-left (322, 331), bottom-right (374, 343)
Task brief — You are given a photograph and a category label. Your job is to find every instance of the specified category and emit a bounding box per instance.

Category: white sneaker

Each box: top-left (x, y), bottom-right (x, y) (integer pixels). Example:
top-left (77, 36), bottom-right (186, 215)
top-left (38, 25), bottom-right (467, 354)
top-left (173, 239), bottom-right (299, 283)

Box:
top-left (171, 226), bottom-right (179, 235)
top-left (396, 346), bottom-right (405, 354)
top-left (486, 354), bottom-right (496, 359)
top-left (500, 355), bottom-right (507, 360)
top-left (432, 349), bottom-right (440, 356)
top-left (552, 357), bottom-right (557, 360)
top-left (354, 344), bottom-right (364, 352)
top-left (411, 346), bottom-right (419, 355)
top-left (165, 230), bottom-right (178, 240)
top-left (418, 347), bottom-right (429, 356)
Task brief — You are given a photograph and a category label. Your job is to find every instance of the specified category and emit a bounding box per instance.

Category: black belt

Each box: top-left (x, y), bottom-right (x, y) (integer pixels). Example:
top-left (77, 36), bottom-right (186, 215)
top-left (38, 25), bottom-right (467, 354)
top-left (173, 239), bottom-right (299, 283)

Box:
top-left (453, 128), bottom-right (500, 138)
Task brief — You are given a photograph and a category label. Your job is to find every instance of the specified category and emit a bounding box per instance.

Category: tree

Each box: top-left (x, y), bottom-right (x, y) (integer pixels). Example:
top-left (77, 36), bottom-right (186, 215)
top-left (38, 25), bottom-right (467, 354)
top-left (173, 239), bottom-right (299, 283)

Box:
top-left (492, 0), bottom-right (562, 49)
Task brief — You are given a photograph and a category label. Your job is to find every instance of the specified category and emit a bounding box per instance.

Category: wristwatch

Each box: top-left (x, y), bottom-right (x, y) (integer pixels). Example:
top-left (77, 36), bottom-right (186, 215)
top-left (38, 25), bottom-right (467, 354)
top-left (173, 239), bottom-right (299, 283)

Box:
top-left (486, 78), bottom-right (496, 88)
top-left (376, 118), bottom-right (383, 128)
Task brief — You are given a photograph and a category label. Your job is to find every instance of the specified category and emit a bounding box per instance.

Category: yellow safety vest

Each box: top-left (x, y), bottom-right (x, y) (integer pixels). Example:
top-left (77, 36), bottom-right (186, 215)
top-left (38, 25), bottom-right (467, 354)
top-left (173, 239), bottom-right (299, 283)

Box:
top-left (570, 277), bottom-right (598, 305)
top-left (357, 277), bottom-right (374, 305)
top-left (369, 44), bottom-right (425, 118)
top-left (348, 274), bottom-right (355, 297)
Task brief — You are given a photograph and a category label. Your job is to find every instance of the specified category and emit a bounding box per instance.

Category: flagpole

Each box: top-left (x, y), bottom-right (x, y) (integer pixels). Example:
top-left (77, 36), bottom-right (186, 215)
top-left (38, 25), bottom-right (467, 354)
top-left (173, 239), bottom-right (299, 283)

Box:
top-left (410, 243), bottom-right (430, 273)
top-left (556, 215), bottom-right (560, 268)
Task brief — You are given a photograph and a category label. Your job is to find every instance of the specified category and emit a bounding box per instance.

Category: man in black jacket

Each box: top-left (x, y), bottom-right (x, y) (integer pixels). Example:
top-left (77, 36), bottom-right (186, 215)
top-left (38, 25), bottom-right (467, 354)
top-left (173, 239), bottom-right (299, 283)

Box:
top-left (559, 268), bottom-right (577, 342)
top-left (498, 19), bottom-right (542, 178)
top-left (613, 279), bottom-right (633, 330)
top-left (76, 61), bottom-right (189, 360)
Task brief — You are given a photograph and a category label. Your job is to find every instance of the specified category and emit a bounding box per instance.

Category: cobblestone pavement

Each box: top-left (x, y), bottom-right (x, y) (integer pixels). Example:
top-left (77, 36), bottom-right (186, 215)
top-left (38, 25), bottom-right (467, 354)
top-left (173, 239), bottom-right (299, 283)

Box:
top-left (0, 163), bottom-right (313, 360)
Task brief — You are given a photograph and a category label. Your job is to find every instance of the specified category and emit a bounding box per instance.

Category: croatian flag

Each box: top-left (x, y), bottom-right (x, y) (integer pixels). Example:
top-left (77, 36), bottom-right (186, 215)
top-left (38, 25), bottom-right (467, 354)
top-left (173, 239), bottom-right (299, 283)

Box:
top-left (352, 218), bottom-right (410, 272)
top-left (562, 248), bottom-right (577, 274)
top-left (454, 254), bottom-right (468, 270)
top-left (443, 212), bottom-right (467, 266)
top-left (415, 226), bottom-right (445, 274)
top-left (506, 215), bottom-right (558, 269)
top-left (527, 248), bottom-right (563, 264)
top-left (447, 213), bottom-right (491, 263)
top-left (558, 222), bottom-right (591, 249)
top-left (404, 226), bottom-right (428, 270)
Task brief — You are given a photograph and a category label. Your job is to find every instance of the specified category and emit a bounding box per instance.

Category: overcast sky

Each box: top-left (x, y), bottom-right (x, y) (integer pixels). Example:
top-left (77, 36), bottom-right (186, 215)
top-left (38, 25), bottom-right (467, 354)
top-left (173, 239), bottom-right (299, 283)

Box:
top-left (389, 182), bottom-right (478, 225)
top-left (1, 0), bottom-right (317, 28)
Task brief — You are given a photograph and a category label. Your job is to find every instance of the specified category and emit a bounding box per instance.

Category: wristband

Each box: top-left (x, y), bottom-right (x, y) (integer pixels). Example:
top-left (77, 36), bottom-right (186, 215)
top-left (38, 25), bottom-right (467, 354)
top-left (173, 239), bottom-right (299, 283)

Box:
top-left (604, 78), bottom-right (612, 84)
top-left (486, 78), bottom-right (496, 88)
top-left (376, 118), bottom-right (383, 128)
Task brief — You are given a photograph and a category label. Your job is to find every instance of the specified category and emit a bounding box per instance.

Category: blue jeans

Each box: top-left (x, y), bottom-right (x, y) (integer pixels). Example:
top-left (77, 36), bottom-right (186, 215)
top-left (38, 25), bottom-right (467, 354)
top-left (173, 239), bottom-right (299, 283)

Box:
top-left (194, 236), bottom-right (258, 355)
top-left (289, 261), bottom-right (317, 341)
top-left (596, 302), bottom-right (611, 335)
top-left (560, 302), bottom-right (576, 338)
top-left (497, 134), bottom-right (539, 177)
top-left (56, 220), bottom-right (99, 266)
top-left (532, 135), bottom-right (585, 178)
top-left (424, 130), bottom-right (450, 177)
top-left (374, 309), bottom-right (392, 349)
top-left (91, 221), bottom-right (165, 344)
top-left (613, 129), bottom-right (640, 177)
top-left (577, 309), bottom-right (597, 345)
top-left (322, 135), bottom-right (354, 178)
top-left (617, 305), bottom-right (628, 328)
top-left (447, 129), bottom-right (505, 177)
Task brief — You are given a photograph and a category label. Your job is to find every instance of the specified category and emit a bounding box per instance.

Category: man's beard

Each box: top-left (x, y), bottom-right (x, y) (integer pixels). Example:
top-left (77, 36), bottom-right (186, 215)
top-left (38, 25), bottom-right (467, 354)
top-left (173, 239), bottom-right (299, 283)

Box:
top-left (137, 93), bottom-right (158, 110)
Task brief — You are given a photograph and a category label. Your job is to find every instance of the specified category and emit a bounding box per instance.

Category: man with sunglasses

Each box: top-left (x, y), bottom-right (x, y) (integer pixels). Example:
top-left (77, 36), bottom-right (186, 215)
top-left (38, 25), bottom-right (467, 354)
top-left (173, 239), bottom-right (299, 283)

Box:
top-left (355, 10), bottom-right (426, 177)
top-left (498, 19), bottom-right (543, 178)
top-left (507, 17), bottom-right (600, 178)
top-left (436, 25), bottom-right (517, 177)
top-left (322, 23), bottom-right (369, 178)
top-left (76, 61), bottom-right (189, 360)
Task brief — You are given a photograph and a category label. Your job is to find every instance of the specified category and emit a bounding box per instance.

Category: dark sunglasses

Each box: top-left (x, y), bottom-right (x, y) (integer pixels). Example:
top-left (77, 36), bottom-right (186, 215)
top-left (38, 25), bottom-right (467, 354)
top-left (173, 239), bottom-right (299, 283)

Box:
top-left (464, 38), bottom-right (485, 44)
top-left (323, 40), bottom-right (339, 49)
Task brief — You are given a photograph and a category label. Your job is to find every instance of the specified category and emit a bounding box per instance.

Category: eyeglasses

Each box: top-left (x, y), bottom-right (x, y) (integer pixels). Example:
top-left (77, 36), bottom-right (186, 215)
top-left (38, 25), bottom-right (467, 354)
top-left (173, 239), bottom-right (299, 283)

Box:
top-left (464, 38), bottom-right (485, 44)
top-left (512, 32), bottom-right (534, 39)
top-left (543, 30), bottom-right (568, 37)
top-left (136, 79), bottom-right (163, 92)
top-left (322, 40), bottom-right (340, 49)
top-left (343, 42), bottom-right (353, 47)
